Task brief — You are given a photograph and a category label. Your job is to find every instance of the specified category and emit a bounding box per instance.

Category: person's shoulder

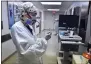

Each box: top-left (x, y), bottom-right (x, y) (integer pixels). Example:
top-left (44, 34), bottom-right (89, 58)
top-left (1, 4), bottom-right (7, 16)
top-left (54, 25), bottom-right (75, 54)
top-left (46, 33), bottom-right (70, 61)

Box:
top-left (11, 21), bottom-right (24, 32)
top-left (11, 21), bottom-right (21, 29)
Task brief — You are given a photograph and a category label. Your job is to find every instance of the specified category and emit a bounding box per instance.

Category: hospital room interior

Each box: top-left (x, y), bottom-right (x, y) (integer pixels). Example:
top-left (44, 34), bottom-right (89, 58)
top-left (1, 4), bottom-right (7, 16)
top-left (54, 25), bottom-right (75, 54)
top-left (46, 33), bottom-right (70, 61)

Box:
top-left (1, 1), bottom-right (91, 64)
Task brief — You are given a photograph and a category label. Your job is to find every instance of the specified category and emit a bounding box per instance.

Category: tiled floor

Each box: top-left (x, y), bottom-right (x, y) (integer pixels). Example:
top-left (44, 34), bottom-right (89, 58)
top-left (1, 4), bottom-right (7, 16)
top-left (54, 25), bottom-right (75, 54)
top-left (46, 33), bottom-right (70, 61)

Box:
top-left (2, 30), bottom-right (59, 64)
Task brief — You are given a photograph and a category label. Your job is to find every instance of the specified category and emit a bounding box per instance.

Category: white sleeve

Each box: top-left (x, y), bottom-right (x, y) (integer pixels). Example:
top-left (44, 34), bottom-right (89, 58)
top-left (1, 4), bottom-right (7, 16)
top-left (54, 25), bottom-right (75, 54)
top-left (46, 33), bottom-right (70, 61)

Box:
top-left (11, 26), bottom-right (47, 60)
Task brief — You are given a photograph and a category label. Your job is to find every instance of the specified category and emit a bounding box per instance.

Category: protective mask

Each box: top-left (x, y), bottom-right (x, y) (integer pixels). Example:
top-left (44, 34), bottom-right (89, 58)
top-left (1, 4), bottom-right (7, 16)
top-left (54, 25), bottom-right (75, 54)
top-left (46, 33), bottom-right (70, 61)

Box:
top-left (25, 19), bottom-right (32, 25)
top-left (25, 14), bottom-right (36, 25)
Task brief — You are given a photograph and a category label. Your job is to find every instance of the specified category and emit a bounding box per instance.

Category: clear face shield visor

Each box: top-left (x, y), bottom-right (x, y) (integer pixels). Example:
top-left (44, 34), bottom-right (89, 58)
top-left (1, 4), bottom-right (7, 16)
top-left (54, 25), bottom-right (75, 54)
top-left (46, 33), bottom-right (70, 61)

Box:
top-left (26, 11), bottom-right (37, 18)
top-left (24, 10), bottom-right (37, 25)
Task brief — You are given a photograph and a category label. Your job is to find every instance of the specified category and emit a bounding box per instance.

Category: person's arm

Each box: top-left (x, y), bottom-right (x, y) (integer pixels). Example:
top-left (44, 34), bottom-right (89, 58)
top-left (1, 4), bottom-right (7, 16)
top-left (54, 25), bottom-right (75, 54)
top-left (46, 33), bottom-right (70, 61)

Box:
top-left (11, 26), bottom-right (47, 60)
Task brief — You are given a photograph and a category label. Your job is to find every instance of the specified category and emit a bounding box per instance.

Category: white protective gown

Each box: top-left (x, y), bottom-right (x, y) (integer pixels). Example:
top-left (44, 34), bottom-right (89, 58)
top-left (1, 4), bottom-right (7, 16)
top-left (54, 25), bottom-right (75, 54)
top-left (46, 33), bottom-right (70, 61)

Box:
top-left (11, 21), bottom-right (47, 64)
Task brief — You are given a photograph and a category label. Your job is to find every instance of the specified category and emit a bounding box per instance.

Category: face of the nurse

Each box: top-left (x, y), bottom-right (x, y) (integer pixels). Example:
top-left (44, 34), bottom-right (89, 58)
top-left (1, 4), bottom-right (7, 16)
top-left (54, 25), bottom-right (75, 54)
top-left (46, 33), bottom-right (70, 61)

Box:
top-left (23, 11), bottom-right (37, 25)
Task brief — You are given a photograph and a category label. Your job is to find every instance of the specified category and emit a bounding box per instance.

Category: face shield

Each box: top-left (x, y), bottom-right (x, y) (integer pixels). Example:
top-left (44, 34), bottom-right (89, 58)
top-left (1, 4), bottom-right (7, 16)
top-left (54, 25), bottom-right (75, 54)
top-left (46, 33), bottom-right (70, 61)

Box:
top-left (20, 2), bottom-right (38, 25)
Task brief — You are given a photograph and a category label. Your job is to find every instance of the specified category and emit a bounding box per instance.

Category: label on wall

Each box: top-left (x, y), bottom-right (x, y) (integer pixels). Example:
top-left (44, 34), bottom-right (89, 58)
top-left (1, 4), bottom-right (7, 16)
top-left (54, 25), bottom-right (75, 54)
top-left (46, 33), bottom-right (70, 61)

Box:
top-left (8, 2), bottom-right (14, 29)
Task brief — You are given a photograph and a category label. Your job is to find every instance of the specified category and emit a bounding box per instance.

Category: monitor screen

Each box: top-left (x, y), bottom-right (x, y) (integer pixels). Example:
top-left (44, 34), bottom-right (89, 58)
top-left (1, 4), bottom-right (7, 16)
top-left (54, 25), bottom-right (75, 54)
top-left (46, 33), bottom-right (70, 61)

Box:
top-left (59, 15), bottom-right (79, 28)
top-left (80, 19), bottom-right (86, 30)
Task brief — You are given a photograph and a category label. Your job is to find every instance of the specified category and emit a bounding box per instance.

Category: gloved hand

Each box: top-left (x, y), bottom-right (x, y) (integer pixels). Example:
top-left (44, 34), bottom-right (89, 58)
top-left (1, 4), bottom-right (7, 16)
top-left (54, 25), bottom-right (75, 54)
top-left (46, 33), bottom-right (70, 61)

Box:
top-left (45, 32), bottom-right (52, 40)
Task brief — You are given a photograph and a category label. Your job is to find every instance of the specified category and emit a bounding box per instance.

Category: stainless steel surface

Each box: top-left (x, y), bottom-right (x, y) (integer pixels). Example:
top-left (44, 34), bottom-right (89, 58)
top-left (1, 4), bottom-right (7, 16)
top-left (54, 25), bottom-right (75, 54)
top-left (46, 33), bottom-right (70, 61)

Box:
top-left (61, 41), bottom-right (84, 45)
top-left (59, 34), bottom-right (82, 41)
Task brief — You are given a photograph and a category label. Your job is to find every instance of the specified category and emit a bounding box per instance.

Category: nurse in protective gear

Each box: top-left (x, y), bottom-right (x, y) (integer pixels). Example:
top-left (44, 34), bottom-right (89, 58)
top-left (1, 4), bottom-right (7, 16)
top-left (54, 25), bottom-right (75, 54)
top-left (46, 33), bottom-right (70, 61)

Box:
top-left (11, 2), bottom-right (51, 64)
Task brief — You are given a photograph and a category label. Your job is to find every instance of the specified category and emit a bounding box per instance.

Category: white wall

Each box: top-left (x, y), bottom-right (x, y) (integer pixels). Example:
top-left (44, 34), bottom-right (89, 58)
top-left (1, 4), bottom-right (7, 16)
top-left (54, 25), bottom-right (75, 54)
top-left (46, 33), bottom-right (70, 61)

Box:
top-left (2, 2), bottom-right (10, 35)
top-left (66, 2), bottom-right (89, 15)
top-left (44, 11), bottom-right (61, 29)
top-left (85, 5), bottom-right (91, 43)
top-left (41, 11), bottom-right (44, 31)
top-left (2, 1), bottom-right (16, 61)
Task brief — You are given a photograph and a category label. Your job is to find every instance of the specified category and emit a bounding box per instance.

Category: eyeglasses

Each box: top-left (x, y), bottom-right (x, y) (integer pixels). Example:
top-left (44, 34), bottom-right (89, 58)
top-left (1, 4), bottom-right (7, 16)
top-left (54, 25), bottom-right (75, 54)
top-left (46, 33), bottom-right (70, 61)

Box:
top-left (28, 11), bottom-right (37, 16)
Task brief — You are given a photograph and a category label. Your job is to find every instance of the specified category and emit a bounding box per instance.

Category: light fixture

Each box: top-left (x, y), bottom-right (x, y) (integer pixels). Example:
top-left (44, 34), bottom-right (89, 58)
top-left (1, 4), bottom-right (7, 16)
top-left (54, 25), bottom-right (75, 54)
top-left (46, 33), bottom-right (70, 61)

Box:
top-left (47, 9), bottom-right (60, 11)
top-left (41, 2), bottom-right (62, 5)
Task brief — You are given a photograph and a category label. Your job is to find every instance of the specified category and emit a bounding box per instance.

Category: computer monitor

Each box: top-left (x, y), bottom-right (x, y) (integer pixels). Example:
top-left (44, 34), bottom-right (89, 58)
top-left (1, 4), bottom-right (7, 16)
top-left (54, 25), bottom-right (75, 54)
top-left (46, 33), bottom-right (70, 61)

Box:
top-left (59, 15), bottom-right (79, 28)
